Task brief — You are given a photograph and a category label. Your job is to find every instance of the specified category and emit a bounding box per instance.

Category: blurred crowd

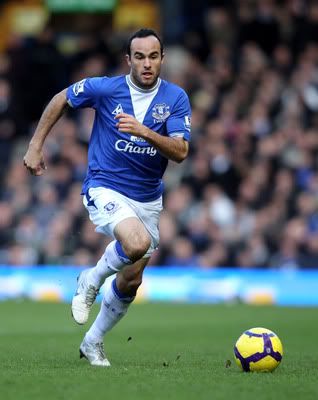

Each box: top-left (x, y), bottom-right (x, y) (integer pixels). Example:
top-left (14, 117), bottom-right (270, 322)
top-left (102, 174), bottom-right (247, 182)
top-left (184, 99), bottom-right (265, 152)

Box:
top-left (1, 0), bottom-right (318, 269)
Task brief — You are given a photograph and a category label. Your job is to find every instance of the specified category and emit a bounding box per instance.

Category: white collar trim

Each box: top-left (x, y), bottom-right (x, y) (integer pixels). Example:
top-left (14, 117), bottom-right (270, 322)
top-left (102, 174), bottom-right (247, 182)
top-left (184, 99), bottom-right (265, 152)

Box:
top-left (126, 74), bottom-right (161, 93)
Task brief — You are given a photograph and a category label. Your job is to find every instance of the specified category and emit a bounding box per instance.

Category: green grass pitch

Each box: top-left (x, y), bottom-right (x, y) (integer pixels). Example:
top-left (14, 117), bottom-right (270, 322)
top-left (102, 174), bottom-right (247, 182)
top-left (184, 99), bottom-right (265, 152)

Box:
top-left (0, 301), bottom-right (318, 400)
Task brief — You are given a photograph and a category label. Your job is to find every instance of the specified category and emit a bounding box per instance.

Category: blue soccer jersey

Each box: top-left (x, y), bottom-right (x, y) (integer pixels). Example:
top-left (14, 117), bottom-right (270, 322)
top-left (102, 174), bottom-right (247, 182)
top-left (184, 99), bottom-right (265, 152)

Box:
top-left (66, 75), bottom-right (191, 202)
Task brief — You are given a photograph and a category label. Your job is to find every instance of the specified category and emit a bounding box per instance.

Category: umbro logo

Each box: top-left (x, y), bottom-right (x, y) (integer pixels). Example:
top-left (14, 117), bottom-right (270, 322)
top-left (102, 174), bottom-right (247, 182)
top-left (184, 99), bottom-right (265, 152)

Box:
top-left (112, 103), bottom-right (123, 115)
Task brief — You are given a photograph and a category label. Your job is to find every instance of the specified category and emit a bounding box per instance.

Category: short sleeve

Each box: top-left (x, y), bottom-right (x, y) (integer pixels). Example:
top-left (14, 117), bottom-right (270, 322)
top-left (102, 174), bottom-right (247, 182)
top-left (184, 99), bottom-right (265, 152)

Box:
top-left (166, 91), bottom-right (191, 141)
top-left (66, 77), bottom-right (108, 109)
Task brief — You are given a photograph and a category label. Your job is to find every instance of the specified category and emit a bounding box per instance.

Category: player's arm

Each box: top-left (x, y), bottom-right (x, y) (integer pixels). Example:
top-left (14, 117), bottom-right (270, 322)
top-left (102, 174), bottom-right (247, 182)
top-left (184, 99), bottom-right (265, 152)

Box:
top-left (115, 113), bottom-right (189, 163)
top-left (23, 89), bottom-right (69, 176)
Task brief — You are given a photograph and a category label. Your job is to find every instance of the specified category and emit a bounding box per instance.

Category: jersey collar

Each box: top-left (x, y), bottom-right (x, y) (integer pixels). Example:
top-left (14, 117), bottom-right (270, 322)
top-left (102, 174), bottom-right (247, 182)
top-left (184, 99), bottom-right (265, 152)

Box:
top-left (126, 74), bottom-right (161, 93)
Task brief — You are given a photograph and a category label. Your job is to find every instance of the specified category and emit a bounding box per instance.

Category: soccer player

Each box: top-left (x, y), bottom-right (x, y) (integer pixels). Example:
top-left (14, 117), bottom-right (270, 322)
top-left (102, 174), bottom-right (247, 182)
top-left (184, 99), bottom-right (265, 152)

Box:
top-left (23, 28), bottom-right (191, 367)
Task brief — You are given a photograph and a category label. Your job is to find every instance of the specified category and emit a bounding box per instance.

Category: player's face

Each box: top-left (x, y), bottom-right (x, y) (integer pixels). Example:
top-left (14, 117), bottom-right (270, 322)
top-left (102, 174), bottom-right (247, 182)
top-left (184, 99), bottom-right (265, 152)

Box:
top-left (127, 36), bottom-right (164, 89)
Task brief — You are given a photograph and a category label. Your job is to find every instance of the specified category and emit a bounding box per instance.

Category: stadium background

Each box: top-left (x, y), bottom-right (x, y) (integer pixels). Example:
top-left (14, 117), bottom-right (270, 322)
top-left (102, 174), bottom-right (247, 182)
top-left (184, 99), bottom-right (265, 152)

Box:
top-left (1, 0), bottom-right (318, 305)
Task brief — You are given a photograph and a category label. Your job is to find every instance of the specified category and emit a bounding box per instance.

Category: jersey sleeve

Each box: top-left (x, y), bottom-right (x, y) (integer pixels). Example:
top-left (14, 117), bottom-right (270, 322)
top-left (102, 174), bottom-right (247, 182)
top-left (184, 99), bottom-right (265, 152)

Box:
top-left (166, 90), bottom-right (191, 141)
top-left (66, 77), bottom-right (108, 109)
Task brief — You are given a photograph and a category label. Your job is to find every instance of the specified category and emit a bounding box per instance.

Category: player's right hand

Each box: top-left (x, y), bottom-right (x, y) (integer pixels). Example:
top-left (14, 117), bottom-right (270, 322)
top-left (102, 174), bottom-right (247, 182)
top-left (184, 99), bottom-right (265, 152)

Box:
top-left (23, 145), bottom-right (47, 176)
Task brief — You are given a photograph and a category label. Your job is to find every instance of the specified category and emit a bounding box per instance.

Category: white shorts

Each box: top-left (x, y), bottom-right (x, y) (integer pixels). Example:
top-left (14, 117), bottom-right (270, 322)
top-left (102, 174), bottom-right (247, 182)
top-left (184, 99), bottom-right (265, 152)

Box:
top-left (83, 187), bottom-right (163, 257)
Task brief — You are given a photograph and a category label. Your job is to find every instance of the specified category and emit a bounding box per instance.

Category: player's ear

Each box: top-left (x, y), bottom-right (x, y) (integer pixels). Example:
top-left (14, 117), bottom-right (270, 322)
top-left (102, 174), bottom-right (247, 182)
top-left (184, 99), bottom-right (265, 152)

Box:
top-left (126, 54), bottom-right (131, 67)
top-left (161, 52), bottom-right (165, 64)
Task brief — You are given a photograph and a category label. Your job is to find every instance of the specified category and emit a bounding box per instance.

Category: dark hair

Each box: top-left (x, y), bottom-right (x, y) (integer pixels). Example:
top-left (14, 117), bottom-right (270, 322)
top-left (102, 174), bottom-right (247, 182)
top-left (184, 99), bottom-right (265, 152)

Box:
top-left (126, 28), bottom-right (164, 57)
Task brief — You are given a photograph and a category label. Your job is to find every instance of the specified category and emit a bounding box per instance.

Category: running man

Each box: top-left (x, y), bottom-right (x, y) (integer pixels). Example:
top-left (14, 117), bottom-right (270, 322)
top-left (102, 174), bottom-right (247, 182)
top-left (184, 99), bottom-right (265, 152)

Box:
top-left (23, 28), bottom-right (191, 366)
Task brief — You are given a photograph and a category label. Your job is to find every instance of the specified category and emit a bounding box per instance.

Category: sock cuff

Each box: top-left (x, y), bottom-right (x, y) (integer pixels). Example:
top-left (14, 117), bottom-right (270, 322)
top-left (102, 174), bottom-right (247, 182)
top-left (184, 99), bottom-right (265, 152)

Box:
top-left (115, 241), bottom-right (132, 265)
top-left (111, 278), bottom-right (135, 303)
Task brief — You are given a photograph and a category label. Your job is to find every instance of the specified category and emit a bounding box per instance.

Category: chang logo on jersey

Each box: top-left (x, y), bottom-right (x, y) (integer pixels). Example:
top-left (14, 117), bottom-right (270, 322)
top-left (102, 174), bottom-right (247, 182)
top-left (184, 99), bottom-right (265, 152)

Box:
top-left (73, 79), bottom-right (86, 96)
top-left (115, 140), bottom-right (157, 156)
top-left (152, 103), bottom-right (170, 123)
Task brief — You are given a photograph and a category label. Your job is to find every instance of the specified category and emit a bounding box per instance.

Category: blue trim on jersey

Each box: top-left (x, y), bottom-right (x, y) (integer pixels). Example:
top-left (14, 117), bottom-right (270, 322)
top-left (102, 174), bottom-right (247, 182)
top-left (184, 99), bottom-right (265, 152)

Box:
top-left (67, 75), bottom-right (191, 202)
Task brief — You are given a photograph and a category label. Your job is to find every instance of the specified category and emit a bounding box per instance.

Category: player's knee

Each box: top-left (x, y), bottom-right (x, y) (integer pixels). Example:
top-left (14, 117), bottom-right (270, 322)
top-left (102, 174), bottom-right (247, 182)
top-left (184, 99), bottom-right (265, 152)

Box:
top-left (125, 234), bottom-right (151, 261)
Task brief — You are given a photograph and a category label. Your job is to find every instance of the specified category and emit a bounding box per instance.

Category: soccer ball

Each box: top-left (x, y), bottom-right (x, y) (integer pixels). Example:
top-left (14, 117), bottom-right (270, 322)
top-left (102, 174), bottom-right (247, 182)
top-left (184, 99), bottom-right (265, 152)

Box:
top-left (234, 327), bottom-right (283, 372)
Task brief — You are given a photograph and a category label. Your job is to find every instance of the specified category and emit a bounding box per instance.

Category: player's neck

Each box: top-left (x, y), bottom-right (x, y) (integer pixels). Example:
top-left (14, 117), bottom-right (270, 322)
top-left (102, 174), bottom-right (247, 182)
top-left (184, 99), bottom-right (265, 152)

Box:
top-left (127, 74), bottom-right (161, 93)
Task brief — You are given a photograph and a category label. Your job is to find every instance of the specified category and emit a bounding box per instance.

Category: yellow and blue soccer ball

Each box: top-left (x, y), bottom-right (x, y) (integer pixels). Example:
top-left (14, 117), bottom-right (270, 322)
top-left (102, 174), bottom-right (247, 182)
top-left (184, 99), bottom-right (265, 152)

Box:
top-left (234, 327), bottom-right (283, 372)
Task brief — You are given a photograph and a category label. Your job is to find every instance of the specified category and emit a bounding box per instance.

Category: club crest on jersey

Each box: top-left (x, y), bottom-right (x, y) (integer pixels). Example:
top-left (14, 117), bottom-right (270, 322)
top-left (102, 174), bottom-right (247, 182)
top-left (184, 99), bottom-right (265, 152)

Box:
top-left (73, 79), bottom-right (86, 96)
top-left (152, 103), bottom-right (170, 123)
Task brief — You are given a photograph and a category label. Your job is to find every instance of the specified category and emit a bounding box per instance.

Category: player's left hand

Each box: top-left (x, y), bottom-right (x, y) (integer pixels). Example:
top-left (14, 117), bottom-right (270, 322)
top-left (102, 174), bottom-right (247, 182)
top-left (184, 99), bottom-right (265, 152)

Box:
top-left (115, 113), bottom-right (148, 138)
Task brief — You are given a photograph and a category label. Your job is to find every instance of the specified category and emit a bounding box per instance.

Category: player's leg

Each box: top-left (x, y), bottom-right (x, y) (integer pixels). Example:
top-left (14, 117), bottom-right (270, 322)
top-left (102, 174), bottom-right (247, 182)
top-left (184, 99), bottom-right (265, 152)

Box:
top-left (72, 214), bottom-right (150, 324)
top-left (88, 257), bottom-right (148, 339)
top-left (78, 202), bottom-right (159, 366)
top-left (72, 188), bottom-right (151, 324)
top-left (87, 216), bottom-right (151, 287)
top-left (80, 257), bottom-right (148, 366)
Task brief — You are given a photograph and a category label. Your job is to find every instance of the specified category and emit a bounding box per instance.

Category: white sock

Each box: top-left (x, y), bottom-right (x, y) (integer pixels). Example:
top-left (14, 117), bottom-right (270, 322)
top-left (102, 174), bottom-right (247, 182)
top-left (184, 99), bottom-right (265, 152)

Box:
top-left (87, 240), bottom-right (131, 288)
top-left (85, 277), bottom-right (134, 343)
